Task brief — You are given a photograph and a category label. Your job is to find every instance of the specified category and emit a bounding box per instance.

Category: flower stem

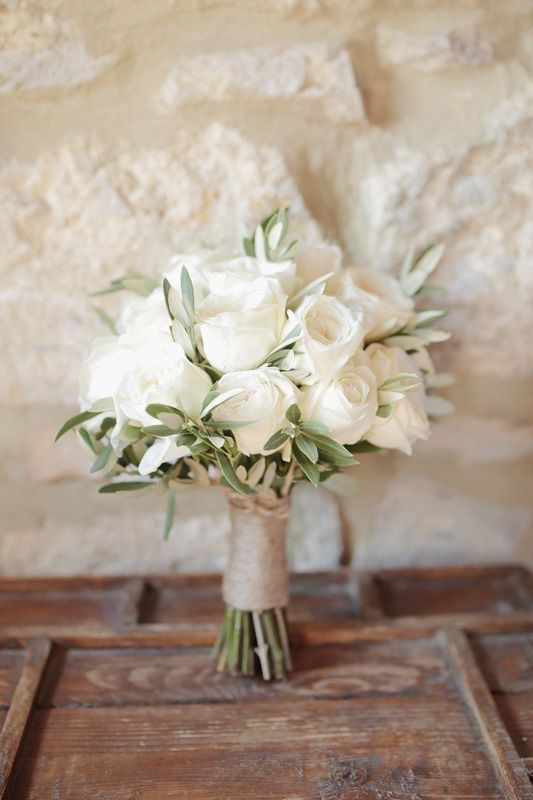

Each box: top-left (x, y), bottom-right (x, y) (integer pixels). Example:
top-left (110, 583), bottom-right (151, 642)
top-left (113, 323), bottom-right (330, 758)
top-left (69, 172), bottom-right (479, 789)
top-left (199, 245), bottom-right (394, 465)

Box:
top-left (211, 603), bottom-right (292, 680)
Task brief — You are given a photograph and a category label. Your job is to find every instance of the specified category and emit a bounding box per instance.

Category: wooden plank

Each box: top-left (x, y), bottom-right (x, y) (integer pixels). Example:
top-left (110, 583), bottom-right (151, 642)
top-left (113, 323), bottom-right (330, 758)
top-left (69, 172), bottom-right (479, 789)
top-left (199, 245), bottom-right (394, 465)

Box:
top-left (0, 639), bottom-right (51, 799)
top-left (118, 578), bottom-right (146, 625)
top-left (40, 637), bottom-right (451, 707)
top-left (442, 628), bottom-right (532, 800)
top-left (0, 650), bottom-right (26, 708)
top-left (2, 610), bottom-right (533, 650)
top-left (494, 696), bottom-right (533, 758)
top-left (0, 588), bottom-right (137, 630)
top-left (12, 697), bottom-right (505, 799)
top-left (376, 565), bottom-right (532, 618)
top-left (353, 572), bottom-right (384, 619)
top-left (473, 632), bottom-right (533, 694)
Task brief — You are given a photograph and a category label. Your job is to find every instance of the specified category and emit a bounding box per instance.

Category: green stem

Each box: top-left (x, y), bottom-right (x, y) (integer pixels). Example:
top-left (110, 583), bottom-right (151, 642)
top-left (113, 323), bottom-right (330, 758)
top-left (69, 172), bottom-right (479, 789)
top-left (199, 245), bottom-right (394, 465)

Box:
top-left (211, 604), bottom-right (292, 680)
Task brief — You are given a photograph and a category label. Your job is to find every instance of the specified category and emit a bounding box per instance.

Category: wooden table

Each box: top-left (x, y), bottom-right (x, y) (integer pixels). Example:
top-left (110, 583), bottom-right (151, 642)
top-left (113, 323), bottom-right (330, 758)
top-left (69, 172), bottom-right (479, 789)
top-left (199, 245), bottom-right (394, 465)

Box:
top-left (0, 565), bottom-right (532, 798)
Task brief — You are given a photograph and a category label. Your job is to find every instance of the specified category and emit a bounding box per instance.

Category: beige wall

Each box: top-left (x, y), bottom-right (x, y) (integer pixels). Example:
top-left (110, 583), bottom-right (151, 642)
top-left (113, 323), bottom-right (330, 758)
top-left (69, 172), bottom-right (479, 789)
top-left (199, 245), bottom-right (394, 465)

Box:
top-left (1, 0), bottom-right (532, 575)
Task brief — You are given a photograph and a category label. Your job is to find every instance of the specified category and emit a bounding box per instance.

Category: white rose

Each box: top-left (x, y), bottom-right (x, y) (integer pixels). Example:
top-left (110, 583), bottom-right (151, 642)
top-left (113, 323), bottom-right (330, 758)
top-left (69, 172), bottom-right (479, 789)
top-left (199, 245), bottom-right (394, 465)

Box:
top-left (365, 343), bottom-right (429, 454)
top-left (80, 332), bottom-right (212, 433)
top-left (196, 276), bottom-right (287, 373)
top-left (114, 333), bottom-right (212, 428)
top-left (212, 368), bottom-right (300, 455)
top-left (164, 251), bottom-right (222, 302)
top-left (203, 255), bottom-right (297, 296)
top-left (328, 267), bottom-right (414, 342)
top-left (301, 350), bottom-right (378, 445)
top-left (79, 336), bottom-right (134, 413)
top-left (118, 288), bottom-right (170, 337)
top-left (292, 294), bottom-right (364, 384)
top-left (295, 243), bottom-right (342, 286)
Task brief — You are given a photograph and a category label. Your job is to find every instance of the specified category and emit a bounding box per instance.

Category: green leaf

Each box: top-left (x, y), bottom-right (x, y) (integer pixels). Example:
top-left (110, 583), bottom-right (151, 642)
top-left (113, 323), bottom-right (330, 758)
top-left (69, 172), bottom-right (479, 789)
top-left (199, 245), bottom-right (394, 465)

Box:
top-left (189, 442), bottom-right (210, 455)
top-left (90, 442), bottom-right (114, 473)
top-left (77, 427), bottom-right (98, 454)
top-left (376, 404), bottom-right (393, 418)
top-left (145, 403), bottom-right (185, 422)
top-left (175, 432), bottom-right (197, 447)
top-left (215, 452), bottom-right (253, 495)
top-left (92, 306), bottom-right (116, 334)
top-left (117, 423), bottom-right (143, 444)
top-left (142, 425), bottom-right (181, 437)
top-left (305, 433), bottom-right (356, 466)
top-left (294, 447), bottom-right (320, 486)
top-left (163, 278), bottom-right (174, 320)
top-left (299, 420), bottom-right (330, 436)
top-left (94, 416), bottom-right (116, 440)
top-left (319, 467), bottom-right (340, 483)
top-left (180, 265), bottom-right (195, 313)
top-left (90, 273), bottom-right (157, 298)
top-left (99, 481), bottom-right (154, 493)
top-left (163, 491), bottom-right (176, 541)
top-left (415, 284), bottom-right (444, 296)
top-left (242, 237), bottom-right (255, 257)
top-left (204, 419), bottom-right (256, 431)
top-left (412, 309), bottom-right (448, 328)
top-left (288, 272), bottom-right (335, 310)
top-left (295, 434), bottom-right (318, 463)
top-left (401, 243), bottom-right (445, 296)
top-left (380, 372), bottom-right (418, 388)
top-left (55, 410), bottom-right (100, 441)
top-left (349, 441), bottom-right (382, 453)
top-left (200, 388), bottom-right (243, 419)
top-left (285, 404), bottom-right (301, 425)
top-left (263, 430), bottom-right (290, 452)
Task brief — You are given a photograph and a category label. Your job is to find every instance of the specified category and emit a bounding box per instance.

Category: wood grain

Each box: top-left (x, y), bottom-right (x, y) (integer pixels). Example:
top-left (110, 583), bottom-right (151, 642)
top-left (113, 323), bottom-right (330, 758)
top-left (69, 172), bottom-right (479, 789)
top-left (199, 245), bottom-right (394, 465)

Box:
top-left (0, 566), bottom-right (531, 799)
top-left (442, 628), bottom-right (532, 800)
top-left (14, 698), bottom-right (505, 800)
top-left (0, 639), bottom-right (51, 799)
top-left (38, 637), bottom-right (451, 708)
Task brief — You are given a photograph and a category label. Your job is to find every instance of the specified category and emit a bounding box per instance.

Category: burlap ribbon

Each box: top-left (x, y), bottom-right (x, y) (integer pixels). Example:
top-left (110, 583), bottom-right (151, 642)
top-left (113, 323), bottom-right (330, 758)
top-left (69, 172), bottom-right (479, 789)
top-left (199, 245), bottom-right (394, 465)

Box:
top-left (223, 492), bottom-right (291, 612)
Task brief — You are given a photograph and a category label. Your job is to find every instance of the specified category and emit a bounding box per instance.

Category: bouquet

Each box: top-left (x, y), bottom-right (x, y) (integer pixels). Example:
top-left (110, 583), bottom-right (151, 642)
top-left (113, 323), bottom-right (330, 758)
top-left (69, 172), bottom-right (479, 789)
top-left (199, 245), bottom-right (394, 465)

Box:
top-left (57, 208), bottom-right (451, 680)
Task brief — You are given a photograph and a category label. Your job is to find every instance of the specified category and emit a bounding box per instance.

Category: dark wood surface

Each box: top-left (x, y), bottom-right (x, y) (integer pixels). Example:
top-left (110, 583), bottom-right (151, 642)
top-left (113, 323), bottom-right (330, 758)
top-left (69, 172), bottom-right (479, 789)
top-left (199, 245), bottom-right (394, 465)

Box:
top-left (0, 565), bottom-right (532, 798)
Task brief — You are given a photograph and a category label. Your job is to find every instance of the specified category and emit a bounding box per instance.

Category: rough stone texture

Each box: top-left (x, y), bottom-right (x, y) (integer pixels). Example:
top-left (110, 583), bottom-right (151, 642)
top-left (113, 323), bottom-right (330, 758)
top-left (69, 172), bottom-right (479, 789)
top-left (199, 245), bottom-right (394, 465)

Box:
top-left (352, 474), bottom-right (532, 569)
top-left (159, 43), bottom-right (365, 123)
top-left (376, 28), bottom-right (494, 71)
top-left (0, 483), bottom-right (342, 576)
top-left (0, 125), bottom-right (317, 405)
top-left (339, 91), bottom-right (533, 378)
top-left (0, 0), bottom-right (114, 92)
top-left (0, 0), bottom-right (532, 574)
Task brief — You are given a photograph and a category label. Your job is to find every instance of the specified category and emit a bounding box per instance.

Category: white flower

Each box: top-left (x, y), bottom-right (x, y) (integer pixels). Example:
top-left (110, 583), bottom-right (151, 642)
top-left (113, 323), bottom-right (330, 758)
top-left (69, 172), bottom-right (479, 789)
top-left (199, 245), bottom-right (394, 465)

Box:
top-left (138, 437), bottom-right (189, 476)
top-left (301, 350), bottom-right (378, 445)
top-left (196, 276), bottom-right (287, 373)
top-left (328, 267), bottom-right (414, 342)
top-left (292, 294), bottom-right (364, 384)
top-left (212, 368), bottom-right (300, 455)
top-left (80, 332), bottom-right (212, 435)
top-left (295, 243), bottom-right (342, 286)
top-left (118, 288), bottom-right (170, 337)
top-left (203, 254), bottom-right (297, 296)
top-left (365, 344), bottom-right (429, 454)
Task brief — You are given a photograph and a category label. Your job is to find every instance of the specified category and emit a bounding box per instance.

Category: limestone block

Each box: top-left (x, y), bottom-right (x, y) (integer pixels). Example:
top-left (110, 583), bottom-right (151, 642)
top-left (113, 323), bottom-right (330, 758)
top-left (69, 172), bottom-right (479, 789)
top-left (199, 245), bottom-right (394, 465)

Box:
top-left (419, 414), bottom-right (533, 465)
top-left (0, 483), bottom-right (343, 576)
top-left (0, 0), bottom-right (113, 92)
top-left (342, 90), bottom-right (533, 378)
top-left (0, 124), bottom-right (318, 404)
top-left (377, 27), bottom-right (493, 71)
top-left (159, 43), bottom-right (365, 123)
top-left (351, 474), bottom-right (532, 569)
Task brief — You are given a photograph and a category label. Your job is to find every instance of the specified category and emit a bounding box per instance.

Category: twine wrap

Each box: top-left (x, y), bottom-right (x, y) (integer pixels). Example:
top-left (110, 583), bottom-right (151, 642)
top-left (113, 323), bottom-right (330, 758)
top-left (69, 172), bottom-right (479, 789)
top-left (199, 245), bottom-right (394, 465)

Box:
top-left (223, 493), bottom-right (291, 612)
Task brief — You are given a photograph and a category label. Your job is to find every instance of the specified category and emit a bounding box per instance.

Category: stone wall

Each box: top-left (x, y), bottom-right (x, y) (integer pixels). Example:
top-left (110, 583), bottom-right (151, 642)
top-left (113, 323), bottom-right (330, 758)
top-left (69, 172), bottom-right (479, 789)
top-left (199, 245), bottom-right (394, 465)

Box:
top-left (1, 0), bottom-right (532, 575)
